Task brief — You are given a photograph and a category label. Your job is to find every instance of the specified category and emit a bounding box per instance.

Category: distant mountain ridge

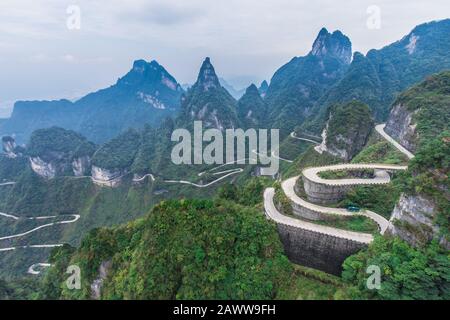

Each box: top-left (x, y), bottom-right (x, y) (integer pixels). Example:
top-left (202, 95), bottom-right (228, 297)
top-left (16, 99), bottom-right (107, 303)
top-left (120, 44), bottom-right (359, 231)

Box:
top-left (303, 19), bottom-right (450, 134)
top-left (2, 19), bottom-right (450, 145)
top-left (264, 27), bottom-right (353, 136)
top-left (0, 59), bottom-right (183, 144)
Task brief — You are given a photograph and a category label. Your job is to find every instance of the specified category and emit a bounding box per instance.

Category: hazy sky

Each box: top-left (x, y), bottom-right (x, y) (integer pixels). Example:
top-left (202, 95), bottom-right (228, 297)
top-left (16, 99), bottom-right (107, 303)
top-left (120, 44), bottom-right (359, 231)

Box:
top-left (1, 0), bottom-right (449, 117)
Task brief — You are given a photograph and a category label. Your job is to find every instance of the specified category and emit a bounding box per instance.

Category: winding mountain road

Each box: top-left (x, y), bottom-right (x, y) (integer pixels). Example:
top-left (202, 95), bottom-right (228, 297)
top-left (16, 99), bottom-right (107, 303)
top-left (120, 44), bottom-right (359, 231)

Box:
top-left (0, 214), bottom-right (80, 241)
top-left (264, 188), bottom-right (374, 243)
top-left (302, 163), bottom-right (407, 187)
top-left (263, 123), bottom-right (415, 244)
top-left (290, 132), bottom-right (320, 144)
top-left (0, 182), bottom-right (15, 186)
top-left (282, 176), bottom-right (389, 233)
top-left (0, 212), bottom-right (80, 274)
top-left (27, 263), bottom-right (53, 275)
top-left (375, 124), bottom-right (415, 159)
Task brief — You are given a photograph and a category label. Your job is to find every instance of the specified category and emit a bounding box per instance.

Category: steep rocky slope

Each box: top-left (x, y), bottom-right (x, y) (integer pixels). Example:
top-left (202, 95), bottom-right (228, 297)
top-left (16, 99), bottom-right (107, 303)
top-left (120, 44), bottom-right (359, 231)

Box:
top-left (27, 127), bottom-right (96, 179)
top-left (315, 101), bottom-right (373, 161)
top-left (237, 84), bottom-right (267, 129)
top-left (303, 19), bottom-right (450, 134)
top-left (265, 28), bottom-right (352, 136)
top-left (384, 71), bottom-right (450, 153)
top-left (177, 58), bottom-right (239, 130)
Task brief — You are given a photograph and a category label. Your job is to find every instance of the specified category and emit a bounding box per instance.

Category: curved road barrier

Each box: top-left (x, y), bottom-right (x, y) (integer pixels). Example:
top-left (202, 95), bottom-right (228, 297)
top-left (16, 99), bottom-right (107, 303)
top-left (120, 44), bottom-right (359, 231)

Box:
top-left (263, 124), bottom-right (416, 273)
top-left (302, 163), bottom-right (407, 187)
top-left (264, 188), bottom-right (374, 243)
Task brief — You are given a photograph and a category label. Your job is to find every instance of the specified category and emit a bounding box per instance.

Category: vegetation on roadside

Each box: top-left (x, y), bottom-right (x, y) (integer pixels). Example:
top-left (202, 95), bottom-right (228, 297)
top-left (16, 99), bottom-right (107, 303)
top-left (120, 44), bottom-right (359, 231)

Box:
top-left (342, 236), bottom-right (450, 300)
top-left (39, 199), bottom-right (293, 300)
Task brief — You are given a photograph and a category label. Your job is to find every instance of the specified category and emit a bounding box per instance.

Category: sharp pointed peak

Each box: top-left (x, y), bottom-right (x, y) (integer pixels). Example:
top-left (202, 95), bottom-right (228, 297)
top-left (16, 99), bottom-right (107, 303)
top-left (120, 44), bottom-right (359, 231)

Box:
top-left (311, 28), bottom-right (352, 64)
top-left (196, 57), bottom-right (220, 91)
top-left (246, 83), bottom-right (259, 93)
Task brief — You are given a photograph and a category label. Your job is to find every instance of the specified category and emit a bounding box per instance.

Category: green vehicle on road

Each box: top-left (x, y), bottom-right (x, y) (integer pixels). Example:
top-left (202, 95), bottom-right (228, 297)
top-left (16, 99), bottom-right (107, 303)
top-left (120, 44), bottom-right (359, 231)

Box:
top-left (346, 205), bottom-right (361, 212)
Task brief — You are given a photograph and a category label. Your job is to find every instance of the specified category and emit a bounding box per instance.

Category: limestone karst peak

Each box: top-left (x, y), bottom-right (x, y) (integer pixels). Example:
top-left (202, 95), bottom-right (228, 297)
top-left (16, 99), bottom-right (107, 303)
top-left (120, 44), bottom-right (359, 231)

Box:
top-left (196, 57), bottom-right (221, 91)
top-left (311, 28), bottom-right (352, 64)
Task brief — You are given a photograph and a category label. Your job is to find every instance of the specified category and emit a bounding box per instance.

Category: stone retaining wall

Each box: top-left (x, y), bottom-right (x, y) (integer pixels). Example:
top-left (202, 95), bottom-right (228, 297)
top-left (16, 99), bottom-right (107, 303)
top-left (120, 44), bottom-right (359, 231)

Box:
top-left (276, 223), bottom-right (367, 275)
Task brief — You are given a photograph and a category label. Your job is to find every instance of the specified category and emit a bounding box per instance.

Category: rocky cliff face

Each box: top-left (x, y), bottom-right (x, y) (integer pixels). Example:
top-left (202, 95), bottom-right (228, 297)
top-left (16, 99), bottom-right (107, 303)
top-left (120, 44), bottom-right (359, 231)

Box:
top-left (29, 156), bottom-right (58, 179)
top-left (90, 260), bottom-right (112, 300)
top-left (387, 194), bottom-right (448, 249)
top-left (2, 136), bottom-right (17, 158)
top-left (91, 165), bottom-right (126, 187)
top-left (264, 27), bottom-right (352, 136)
top-left (72, 156), bottom-right (91, 177)
top-left (29, 153), bottom-right (92, 179)
top-left (311, 28), bottom-right (352, 64)
top-left (384, 104), bottom-right (418, 153)
top-left (26, 127), bottom-right (96, 179)
top-left (321, 101), bottom-right (373, 161)
top-left (178, 58), bottom-right (238, 130)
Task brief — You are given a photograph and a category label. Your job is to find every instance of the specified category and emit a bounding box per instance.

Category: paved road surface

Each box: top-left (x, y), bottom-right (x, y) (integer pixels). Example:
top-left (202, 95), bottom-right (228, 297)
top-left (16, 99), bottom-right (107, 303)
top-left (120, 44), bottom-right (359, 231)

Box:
top-left (264, 188), bottom-right (374, 243)
top-left (290, 132), bottom-right (320, 144)
top-left (0, 182), bottom-right (15, 186)
top-left (375, 124), bottom-right (415, 159)
top-left (302, 163), bottom-right (407, 187)
top-left (27, 263), bottom-right (52, 275)
top-left (0, 214), bottom-right (80, 241)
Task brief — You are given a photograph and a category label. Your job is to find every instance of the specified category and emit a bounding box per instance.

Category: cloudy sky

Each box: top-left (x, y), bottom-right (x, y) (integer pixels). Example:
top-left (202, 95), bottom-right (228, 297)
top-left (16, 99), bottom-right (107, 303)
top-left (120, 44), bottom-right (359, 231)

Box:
top-left (0, 0), bottom-right (449, 117)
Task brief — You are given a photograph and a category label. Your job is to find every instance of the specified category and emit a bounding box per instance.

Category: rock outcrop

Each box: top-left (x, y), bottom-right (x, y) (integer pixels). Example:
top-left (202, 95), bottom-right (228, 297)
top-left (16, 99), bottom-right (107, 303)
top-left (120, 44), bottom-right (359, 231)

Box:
top-left (90, 260), bottom-right (112, 300)
top-left (178, 57), bottom-right (238, 131)
top-left (27, 127), bottom-right (96, 179)
top-left (258, 80), bottom-right (269, 98)
top-left (237, 84), bottom-right (267, 128)
top-left (91, 166), bottom-right (126, 187)
top-left (387, 194), bottom-right (448, 249)
top-left (72, 156), bottom-right (91, 177)
top-left (30, 156), bottom-right (58, 179)
top-left (311, 28), bottom-right (352, 64)
top-left (319, 101), bottom-right (373, 161)
top-left (1, 136), bottom-right (18, 158)
top-left (384, 104), bottom-right (418, 153)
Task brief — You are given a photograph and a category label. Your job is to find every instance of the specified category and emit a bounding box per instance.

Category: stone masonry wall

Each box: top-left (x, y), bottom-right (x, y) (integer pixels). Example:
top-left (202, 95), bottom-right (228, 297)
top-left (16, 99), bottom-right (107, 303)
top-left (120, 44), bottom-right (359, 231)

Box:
top-left (277, 223), bottom-right (367, 275)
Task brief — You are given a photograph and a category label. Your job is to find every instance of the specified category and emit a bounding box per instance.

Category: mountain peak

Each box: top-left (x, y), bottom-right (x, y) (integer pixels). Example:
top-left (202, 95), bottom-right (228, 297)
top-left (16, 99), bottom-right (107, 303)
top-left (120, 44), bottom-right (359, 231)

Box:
top-left (245, 83), bottom-right (259, 95)
top-left (311, 28), bottom-right (352, 64)
top-left (196, 57), bottom-right (220, 91)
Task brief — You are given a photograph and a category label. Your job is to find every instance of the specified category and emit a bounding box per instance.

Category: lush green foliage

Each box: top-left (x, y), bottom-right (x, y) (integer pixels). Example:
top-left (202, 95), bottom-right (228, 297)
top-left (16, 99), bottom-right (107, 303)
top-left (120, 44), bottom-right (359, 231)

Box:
top-left (401, 131), bottom-right (450, 240)
top-left (41, 199), bottom-right (292, 300)
top-left (340, 183), bottom-right (401, 219)
top-left (276, 265), bottom-right (347, 300)
top-left (303, 19), bottom-right (450, 133)
top-left (324, 101), bottom-right (374, 160)
top-left (342, 236), bottom-right (450, 300)
top-left (237, 84), bottom-right (267, 129)
top-left (396, 71), bottom-right (450, 149)
top-left (27, 127), bottom-right (96, 161)
top-left (92, 129), bottom-right (141, 170)
top-left (217, 178), bottom-right (269, 208)
top-left (352, 140), bottom-right (408, 165)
